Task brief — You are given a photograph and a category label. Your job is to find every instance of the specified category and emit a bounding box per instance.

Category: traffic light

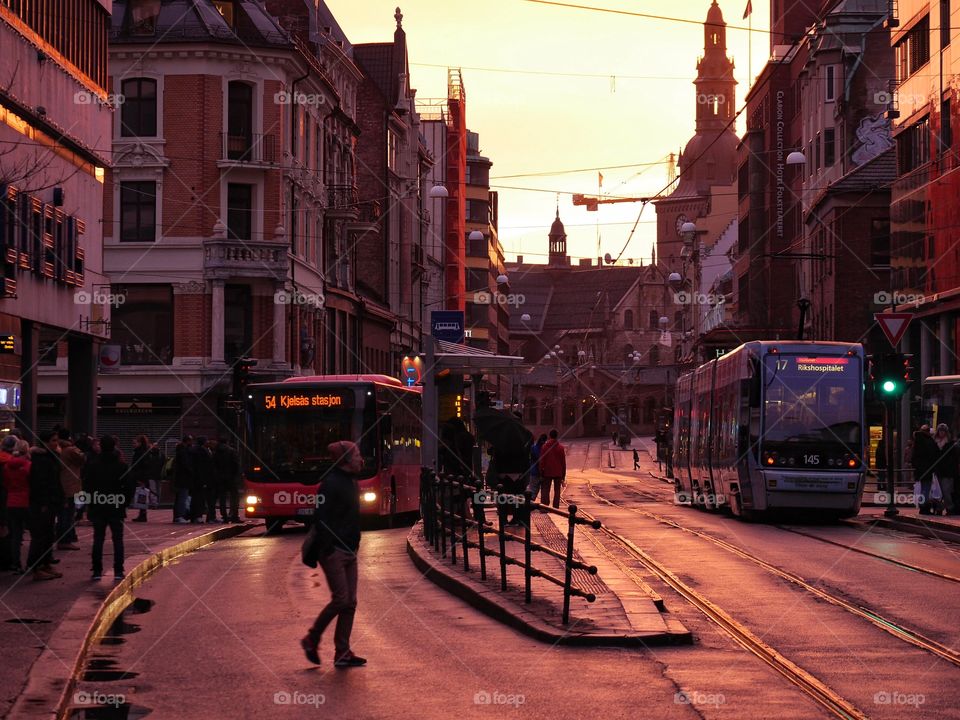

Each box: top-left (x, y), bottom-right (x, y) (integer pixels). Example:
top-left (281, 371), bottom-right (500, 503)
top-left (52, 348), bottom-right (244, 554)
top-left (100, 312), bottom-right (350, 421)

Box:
top-left (871, 352), bottom-right (911, 399)
top-left (232, 357), bottom-right (255, 398)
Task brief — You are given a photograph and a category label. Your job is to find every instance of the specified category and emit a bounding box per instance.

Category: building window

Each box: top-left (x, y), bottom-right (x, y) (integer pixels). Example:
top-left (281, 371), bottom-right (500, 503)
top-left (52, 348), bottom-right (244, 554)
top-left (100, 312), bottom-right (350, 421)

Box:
top-left (941, 99), bottom-right (953, 156)
top-left (224, 285), bottom-right (252, 361)
top-left (824, 127), bottom-right (836, 166)
top-left (110, 285), bottom-right (173, 364)
top-left (624, 309), bottom-right (634, 329)
top-left (467, 233), bottom-right (487, 257)
top-left (119, 181), bottom-right (156, 242)
top-left (897, 116), bottom-right (931, 173)
top-left (895, 15), bottom-right (931, 82)
top-left (213, 0), bottom-right (237, 28)
top-left (120, 78), bottom-right (157, 137)
top-left (870, 219), bottom-right (891, 267)
top-left (942, 0), bottom-right (951, 48)
top-left (465, 199), bottom-right (489, 224)
top-left (226, 183), bottom-right (253, 240)
top-left (825, 65), bottom-right (836, 102)
top-left (387, 129), bottom-right (399, 172)
top-left (227, 81), bottom-right (254, 160)
top-left (648, 309), bottom-right (659, 329)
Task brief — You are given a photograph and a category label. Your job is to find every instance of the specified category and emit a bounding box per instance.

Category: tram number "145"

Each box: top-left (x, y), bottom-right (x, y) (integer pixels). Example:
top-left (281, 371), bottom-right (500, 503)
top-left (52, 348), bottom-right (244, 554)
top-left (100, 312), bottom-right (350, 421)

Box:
top-left (803, 454), bottom-right (820, 465)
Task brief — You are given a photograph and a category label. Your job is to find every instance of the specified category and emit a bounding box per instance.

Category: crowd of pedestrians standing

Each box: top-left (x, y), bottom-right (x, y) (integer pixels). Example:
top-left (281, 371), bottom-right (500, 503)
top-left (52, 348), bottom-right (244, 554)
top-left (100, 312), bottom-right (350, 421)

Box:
top-left (0, 429), bottom-right (244, 583)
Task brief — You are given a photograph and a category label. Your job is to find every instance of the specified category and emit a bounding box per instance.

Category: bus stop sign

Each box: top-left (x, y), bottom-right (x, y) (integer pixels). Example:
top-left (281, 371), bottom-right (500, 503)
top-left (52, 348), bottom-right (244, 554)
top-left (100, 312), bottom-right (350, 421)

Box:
top-left (875, 312), bottom-right (912, 347)
top-left (431, 311), bottom-right (464, 343)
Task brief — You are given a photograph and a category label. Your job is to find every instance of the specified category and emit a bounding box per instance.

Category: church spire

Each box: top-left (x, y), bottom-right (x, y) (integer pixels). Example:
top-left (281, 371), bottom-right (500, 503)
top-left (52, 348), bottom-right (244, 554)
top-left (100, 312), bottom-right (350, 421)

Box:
top-left (548, 210), bottom-right (568, 267)
top-left (695, 1), bottom-right (736, 131)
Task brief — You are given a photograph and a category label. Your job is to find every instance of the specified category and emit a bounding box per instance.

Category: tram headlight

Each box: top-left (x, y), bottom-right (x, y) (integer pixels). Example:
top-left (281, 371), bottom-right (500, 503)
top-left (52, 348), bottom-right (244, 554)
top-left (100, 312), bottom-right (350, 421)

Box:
top-left (361, 491), bottom-right (377, 503)
top-left (763, 452), bottom-right (776, 466)
top-left (245, 495), bottom-right (261, 505)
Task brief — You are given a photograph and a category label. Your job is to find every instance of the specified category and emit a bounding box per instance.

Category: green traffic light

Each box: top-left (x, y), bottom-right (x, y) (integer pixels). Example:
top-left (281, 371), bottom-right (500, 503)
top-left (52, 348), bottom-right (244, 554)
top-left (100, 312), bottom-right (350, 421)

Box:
top-left (881, 380), bottom-right (897, 394)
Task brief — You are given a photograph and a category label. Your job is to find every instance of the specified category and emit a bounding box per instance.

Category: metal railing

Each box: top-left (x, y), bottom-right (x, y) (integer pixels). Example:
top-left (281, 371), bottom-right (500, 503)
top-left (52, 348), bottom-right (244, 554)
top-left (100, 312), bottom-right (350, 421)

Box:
top-left (419, 468), bottom-right (602, 624)
top-left (220, 133), bottom-right (278, 164)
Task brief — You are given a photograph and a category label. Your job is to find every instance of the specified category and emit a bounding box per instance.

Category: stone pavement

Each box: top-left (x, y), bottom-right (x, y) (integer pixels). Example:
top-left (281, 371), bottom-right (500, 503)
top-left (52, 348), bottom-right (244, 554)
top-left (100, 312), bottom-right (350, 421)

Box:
top-left (408, 499), bottom-right (690, 646)
top-left (0, 512), bottom-right (253, 719)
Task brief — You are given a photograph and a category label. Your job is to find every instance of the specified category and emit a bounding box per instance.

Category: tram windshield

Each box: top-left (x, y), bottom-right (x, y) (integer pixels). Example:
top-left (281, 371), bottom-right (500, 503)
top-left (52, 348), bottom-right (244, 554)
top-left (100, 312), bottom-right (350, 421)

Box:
top-left (761, 354), bottom-right (862, 451)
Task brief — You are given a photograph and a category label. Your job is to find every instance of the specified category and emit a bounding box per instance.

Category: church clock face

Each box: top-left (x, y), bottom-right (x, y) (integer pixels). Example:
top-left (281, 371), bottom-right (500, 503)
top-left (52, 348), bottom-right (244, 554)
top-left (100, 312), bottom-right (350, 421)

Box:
top-left (675, 214), bottom-right (689, 237)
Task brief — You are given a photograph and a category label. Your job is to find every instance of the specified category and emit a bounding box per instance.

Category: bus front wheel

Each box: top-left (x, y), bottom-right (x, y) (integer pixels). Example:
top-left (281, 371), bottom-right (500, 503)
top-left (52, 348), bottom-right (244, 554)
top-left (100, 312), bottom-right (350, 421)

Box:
top-left (264, 518), bottom-right (285, 534)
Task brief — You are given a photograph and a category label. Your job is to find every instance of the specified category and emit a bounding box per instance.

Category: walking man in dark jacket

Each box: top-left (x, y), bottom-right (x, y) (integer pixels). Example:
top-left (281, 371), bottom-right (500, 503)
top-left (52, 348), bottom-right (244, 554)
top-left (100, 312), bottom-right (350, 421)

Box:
top-left (27, 431), bottom-right (63, 581)
top-left (212, 437), bottom-right (241, 523)
top-left (301, 440), bottom-right (366, 668)
top-left (84, 435), bottom-right (134, 580)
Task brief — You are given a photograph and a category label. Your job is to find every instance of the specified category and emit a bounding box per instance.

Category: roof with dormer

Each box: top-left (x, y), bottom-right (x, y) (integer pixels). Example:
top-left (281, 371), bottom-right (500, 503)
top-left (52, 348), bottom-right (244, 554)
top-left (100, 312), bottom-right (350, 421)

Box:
top-left (111, 0), bottom-right (290, 46)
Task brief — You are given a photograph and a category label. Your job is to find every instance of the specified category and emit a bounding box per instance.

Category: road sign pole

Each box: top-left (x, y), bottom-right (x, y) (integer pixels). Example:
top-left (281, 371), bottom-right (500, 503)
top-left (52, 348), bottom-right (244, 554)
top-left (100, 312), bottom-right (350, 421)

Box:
top-left (884, 398), bottom-right (899, 518)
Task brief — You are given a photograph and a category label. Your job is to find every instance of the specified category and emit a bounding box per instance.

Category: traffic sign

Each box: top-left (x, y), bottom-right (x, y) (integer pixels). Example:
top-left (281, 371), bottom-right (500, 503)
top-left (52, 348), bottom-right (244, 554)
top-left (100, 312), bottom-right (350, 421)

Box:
top-left (431, 310), bottom-right (464, 343)
top-left (875, 312), bottom-right (912, 347)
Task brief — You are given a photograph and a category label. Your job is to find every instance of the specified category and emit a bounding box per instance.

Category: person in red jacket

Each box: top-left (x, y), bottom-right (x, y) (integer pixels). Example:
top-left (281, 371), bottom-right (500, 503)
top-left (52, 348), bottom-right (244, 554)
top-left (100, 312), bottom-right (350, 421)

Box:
top-left (2, 438), bottom-right (32, 573)
top-left (537, 429), bottom-right (566, 508)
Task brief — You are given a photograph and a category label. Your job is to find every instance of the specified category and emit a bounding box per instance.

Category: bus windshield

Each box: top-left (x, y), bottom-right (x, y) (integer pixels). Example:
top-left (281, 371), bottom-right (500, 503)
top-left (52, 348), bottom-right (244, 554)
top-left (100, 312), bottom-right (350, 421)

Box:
top-left (248, 387), bottom-right (378, 481)
top-left (762, 354), bottom-right (861, 450)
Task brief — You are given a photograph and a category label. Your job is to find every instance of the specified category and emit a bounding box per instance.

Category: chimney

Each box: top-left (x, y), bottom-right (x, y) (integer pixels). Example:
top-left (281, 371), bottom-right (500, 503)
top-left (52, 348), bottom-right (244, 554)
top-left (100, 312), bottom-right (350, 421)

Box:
top-left (516, 255), bottom-right (523, 264)
top-left (579, 258), bottom-right (593, 268)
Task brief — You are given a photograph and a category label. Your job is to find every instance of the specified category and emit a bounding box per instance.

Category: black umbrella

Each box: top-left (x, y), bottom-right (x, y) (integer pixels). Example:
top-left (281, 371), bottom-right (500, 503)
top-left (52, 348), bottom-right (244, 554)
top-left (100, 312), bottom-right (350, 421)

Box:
top-left (473, 407), bottom-right (533, 474)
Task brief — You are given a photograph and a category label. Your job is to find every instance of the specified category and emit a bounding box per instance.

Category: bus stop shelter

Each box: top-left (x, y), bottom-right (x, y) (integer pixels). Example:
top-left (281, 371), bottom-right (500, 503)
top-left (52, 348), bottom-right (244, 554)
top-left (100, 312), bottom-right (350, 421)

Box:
top-left (421, 337), bottom-right (530, 470)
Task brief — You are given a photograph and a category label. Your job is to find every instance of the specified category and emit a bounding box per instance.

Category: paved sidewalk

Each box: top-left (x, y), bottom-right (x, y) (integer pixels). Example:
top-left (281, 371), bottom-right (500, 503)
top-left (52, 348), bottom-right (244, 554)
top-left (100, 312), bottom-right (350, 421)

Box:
top-left (0, 513), bottom-right (253, 718)
top-left (408, 504), bottom-right (690, 646)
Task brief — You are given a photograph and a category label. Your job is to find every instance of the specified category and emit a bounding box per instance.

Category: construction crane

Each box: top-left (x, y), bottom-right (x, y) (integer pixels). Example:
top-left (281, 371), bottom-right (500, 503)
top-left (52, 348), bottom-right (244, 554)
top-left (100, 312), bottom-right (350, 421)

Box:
top-left (572, 152), bottom-right (676, 211)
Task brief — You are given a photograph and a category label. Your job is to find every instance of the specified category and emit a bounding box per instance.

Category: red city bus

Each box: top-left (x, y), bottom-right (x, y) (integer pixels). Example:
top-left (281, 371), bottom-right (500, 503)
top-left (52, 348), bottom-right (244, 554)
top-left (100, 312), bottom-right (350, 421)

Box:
top-left (242, 375), bottom-right (422, 533)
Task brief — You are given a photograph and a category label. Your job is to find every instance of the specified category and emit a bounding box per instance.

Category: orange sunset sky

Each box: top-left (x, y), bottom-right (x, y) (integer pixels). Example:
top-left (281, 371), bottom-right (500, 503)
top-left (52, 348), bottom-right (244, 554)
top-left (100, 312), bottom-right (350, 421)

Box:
top-left (326, 0), bottom-right (772, 265)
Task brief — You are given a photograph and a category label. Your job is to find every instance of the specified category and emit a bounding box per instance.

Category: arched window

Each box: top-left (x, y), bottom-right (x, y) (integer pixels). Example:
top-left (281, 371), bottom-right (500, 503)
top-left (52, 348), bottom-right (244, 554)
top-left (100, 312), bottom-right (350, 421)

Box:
top-left (649, 309), bottom-right (659, 329)
top-left (120, 78), bottom-right (157, 137)
top-left (624, 309), bottom-right (634, 329)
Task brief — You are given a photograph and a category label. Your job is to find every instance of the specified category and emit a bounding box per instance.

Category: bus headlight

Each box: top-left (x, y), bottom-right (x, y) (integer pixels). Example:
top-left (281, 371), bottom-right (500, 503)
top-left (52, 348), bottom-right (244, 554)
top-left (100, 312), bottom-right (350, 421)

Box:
top-left (245, 495), bottom-right (261, 505)
top-left (361, 491), bottom-right (377, 503)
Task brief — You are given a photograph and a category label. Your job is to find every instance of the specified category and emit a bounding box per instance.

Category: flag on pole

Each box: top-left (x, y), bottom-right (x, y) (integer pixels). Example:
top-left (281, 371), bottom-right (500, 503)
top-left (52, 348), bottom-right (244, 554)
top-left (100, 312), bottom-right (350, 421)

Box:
top-left (742, 0), bottom-right (752, 19)
top-left (598, 172), bottom-right (604, 187)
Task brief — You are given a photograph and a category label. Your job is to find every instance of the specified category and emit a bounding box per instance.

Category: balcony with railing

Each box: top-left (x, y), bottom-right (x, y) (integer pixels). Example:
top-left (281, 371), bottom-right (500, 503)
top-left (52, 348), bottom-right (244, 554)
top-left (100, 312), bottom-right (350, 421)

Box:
top-left (219, 133), bottom-right (278, 166)
top-left (203, 238), bottom-right (288, 280)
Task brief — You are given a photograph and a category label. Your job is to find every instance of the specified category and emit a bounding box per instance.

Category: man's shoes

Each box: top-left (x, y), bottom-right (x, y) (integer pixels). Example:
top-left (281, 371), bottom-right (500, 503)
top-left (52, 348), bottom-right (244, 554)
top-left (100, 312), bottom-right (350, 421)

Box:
top-left (33, 569), bottom-right (58, 581)
top-left (334, 652), bottom-right (366, 667)
top-left (92, 573), bottom-right (102, 581)
top-left (300, 636), bottom-right (321, 665)
top-left (114, 572), bottom-right (125, 581)
top-left (174, 517), bottom-right (189, 524)
top-left (57, 542), bottom-right (80, 550)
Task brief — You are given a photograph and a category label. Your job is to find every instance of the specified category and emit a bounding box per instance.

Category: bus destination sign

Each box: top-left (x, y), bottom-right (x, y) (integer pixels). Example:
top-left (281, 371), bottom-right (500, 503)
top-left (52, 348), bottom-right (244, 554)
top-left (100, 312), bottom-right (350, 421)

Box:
top-left (263, 392), bottom-right (346, 410)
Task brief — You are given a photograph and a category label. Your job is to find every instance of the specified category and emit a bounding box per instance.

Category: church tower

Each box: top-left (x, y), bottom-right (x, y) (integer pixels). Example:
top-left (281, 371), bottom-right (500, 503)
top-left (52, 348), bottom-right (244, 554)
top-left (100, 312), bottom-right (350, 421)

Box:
top-left (695, 1), bottom-right (737, 131)
top-left (548, 209), bottom-right (568, 267)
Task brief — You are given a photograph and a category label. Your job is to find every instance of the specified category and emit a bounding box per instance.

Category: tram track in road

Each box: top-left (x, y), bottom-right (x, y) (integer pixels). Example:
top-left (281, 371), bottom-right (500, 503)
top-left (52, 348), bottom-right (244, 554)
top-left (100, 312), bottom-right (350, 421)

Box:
top-left (581, 473), bottom-right (960, 671)
top-left (576, 506), bottom-right (868, 720)
top-left (621, 469), bottom-right (960, 585)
